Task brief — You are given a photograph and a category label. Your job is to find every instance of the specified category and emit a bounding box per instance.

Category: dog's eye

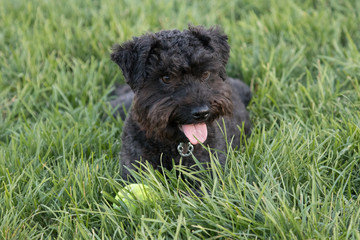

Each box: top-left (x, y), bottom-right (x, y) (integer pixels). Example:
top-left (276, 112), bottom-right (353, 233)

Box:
top-left (201, 71), bottom-right (211, 81)
top-left (160, 76), bottom-right (171, 84)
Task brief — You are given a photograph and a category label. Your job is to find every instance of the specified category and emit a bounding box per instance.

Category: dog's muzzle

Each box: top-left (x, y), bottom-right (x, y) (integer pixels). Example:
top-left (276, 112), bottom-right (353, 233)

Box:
top-left (177, 142), bottom-right (194, 157)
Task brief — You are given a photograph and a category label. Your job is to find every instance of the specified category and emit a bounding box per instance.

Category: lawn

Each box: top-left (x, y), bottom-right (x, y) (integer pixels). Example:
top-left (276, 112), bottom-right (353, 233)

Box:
top-left (1, 0), bottom-right (360, 239)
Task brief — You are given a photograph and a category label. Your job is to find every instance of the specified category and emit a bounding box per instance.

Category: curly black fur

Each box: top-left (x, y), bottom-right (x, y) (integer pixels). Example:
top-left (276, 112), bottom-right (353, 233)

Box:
top-left (110, 25), bottom-right (252, 180)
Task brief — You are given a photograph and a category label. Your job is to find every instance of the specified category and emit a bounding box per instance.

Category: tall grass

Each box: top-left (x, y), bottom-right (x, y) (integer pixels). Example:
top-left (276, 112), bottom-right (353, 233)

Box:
top-left (1, 0), bottom-right (359, 239)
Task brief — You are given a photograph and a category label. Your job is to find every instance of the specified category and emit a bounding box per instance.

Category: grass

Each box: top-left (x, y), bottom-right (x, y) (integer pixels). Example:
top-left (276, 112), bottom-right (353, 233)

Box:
top-left (1, 0), bottom-right (360, 239)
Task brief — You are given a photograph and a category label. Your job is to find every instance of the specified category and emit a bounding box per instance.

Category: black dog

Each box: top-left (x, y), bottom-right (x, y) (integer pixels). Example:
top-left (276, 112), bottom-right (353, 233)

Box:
top-left (110, 26), bottom-right (251, 180)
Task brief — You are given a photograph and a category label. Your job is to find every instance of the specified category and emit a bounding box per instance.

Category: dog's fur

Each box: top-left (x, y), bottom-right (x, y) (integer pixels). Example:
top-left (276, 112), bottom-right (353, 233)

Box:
top-left (110, 26), bottom-right (251, 180)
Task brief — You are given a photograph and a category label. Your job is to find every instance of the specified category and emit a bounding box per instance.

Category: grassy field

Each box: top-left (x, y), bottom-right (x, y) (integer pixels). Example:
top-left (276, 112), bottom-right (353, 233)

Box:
top-left (1, 0), bottom-right (360, 239)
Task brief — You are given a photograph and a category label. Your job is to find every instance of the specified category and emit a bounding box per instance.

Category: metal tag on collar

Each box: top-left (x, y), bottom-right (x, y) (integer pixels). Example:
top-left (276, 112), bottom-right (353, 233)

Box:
top-left (177, 142), bottom-right (194, 157)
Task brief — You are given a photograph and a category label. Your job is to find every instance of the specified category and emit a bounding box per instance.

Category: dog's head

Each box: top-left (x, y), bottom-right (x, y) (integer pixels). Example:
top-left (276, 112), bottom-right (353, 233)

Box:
top-left (111, 25), bottom-right (233, 144)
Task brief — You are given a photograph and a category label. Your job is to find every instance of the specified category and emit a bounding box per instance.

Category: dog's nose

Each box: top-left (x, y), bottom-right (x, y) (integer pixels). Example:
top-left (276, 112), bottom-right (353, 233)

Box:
top-left (191, 105), bottom-right (210, 121)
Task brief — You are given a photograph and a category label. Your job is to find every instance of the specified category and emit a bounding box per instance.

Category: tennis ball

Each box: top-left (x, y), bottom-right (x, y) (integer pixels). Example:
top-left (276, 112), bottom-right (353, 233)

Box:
top-left (113, 184), bottom-right (153, 210)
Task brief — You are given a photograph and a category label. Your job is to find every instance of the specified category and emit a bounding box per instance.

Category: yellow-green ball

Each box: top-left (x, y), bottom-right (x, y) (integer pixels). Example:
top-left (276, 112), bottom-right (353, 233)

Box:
top-left (114, 184), bottom-right (152, 210)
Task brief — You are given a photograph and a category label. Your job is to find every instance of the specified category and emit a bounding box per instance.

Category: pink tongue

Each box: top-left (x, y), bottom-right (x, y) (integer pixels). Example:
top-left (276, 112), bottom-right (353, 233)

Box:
top-left (181, 123), bottom-right (208, 145)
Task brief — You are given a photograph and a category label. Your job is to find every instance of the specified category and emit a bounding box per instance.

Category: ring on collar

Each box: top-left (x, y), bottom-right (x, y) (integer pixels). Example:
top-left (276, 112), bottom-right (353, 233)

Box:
top-left (177, 142), bottom-right (194, 157)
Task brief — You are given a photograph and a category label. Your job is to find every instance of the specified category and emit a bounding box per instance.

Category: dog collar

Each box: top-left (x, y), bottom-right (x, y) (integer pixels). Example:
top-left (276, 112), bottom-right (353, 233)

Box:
top-left (177, 142), bottom-right (194, 157)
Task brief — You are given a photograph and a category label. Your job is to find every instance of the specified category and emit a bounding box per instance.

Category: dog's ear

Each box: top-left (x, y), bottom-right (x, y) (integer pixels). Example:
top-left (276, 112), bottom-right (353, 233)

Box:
top-left (111, 41), bottom-right (136, 88)
top-left (188, 25), bottom-right (230, 66)
top-left (111, 36), bottom-right (157, 91)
